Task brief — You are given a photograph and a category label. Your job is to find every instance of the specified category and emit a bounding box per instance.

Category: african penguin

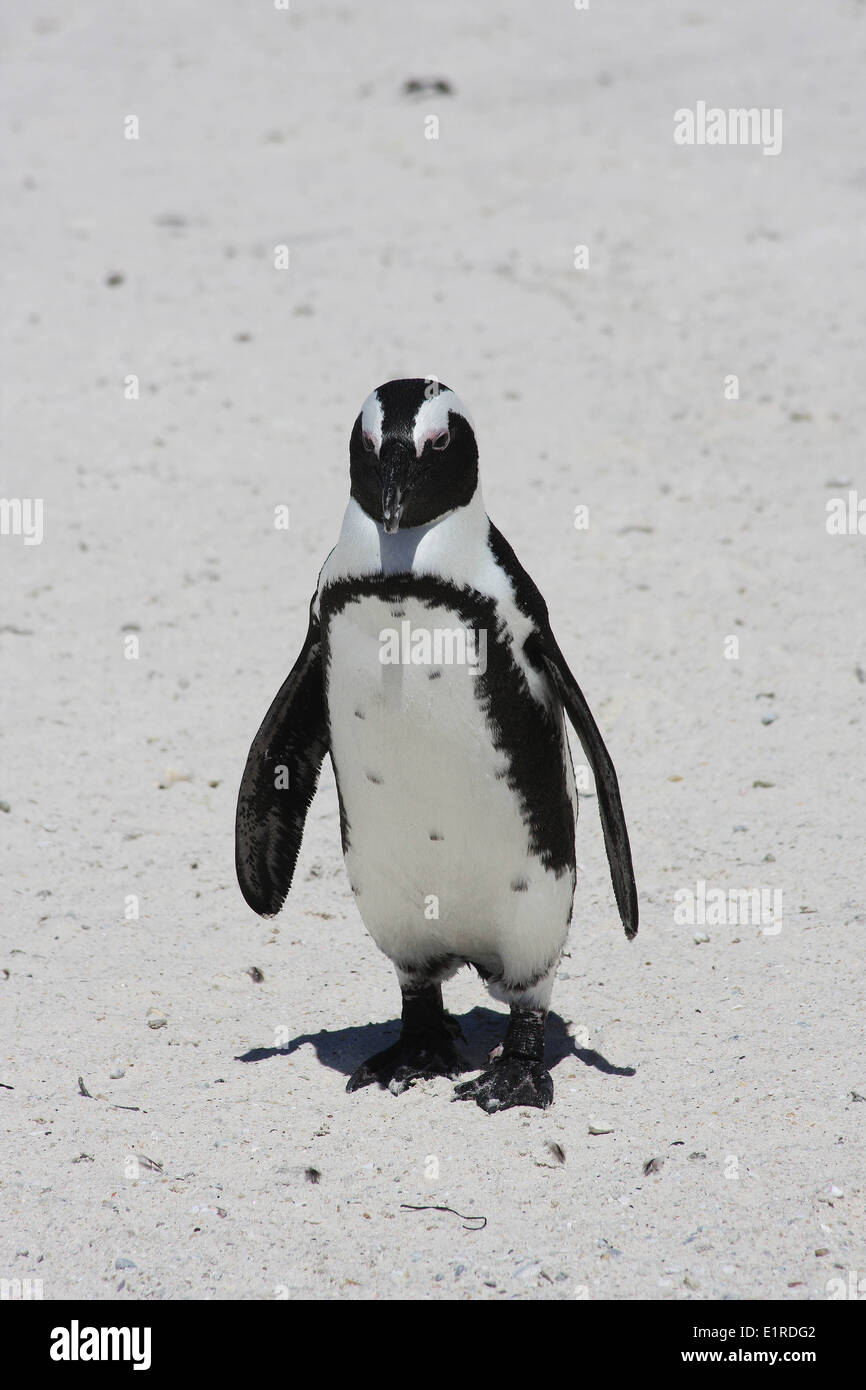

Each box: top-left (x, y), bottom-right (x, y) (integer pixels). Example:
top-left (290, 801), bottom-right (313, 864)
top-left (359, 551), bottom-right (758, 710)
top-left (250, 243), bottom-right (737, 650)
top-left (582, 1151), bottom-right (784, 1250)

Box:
top-left (236, 378), bottom-right (637, 1113)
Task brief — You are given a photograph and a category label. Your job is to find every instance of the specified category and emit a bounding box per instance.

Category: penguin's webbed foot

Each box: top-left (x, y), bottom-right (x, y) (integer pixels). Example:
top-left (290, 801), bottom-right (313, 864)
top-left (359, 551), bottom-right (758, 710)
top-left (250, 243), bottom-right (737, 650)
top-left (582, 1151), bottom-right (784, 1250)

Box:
top-left (452, 1056), bottom-right (553, 1113)
top-left (453, 1005), bottom-right (552, 1113)
top-left (347, 1017), bottom-right (466, 1096)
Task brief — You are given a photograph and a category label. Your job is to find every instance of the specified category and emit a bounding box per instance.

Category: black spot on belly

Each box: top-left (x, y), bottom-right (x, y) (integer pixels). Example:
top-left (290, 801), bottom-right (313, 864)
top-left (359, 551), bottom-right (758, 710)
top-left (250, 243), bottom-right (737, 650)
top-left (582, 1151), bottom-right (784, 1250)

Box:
top-left (354, 708), bottom-right (365, 720)
top-left (365, 772), bottom-right (383, 784)
top-left (495, 767), bottom-right (510, 780)
top-left (428, 669), bottom-right (442, 681)
top-left (511, 876), bottom-right (528, 892)
top-left (391, 608), bottom-right (406, 618)
top-left (429, 830), bottom-right (443, 841)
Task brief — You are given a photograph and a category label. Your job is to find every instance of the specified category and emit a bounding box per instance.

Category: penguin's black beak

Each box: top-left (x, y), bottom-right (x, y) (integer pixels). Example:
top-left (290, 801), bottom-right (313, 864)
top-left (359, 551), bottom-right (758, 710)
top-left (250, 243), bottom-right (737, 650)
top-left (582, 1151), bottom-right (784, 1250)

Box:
top-left (380, 438), bottom-right (413, 534)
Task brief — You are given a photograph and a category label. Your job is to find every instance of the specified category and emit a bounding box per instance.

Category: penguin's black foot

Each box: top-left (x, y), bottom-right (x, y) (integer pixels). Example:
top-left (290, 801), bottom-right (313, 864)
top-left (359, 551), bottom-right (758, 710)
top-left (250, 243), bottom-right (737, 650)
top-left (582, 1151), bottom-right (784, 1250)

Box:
top-left (453, 1004), bottom-right (552, 1113)
top-left (347, 1016), bottom-right (466, 1096)
top-left (453, 1057), bottom-right (553, 1113)
top-left (347, 986), bottom-right (466, 1096)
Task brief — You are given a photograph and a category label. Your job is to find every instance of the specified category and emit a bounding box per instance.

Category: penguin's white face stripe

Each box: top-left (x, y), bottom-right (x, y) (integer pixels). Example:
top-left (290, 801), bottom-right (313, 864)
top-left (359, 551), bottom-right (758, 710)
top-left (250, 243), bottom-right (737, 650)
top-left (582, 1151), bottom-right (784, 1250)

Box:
top-left (411, 389), bottom-right (473, 457)
top-left (359, 385), bottom-right (473, 460)
top-left (360, 390), bottom-right (384, 455)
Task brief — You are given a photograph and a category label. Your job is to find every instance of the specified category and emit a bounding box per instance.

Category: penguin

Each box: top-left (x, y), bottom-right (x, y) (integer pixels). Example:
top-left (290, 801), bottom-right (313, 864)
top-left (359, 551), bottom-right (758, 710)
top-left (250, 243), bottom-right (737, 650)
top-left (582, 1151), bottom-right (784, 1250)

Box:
top-left (235, 378), bottom-right (637, 1113)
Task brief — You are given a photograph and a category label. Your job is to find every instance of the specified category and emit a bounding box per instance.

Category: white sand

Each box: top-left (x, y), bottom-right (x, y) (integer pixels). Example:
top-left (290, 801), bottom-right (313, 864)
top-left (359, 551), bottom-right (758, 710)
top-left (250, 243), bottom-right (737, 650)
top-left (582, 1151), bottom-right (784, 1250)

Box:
top-left (1, 0), bottom-right (864, 1301)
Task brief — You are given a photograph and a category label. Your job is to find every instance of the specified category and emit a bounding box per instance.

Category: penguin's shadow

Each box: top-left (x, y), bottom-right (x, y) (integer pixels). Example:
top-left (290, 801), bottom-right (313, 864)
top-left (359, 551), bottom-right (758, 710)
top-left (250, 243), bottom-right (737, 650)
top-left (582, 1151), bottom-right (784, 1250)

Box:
top-left (235, 1007), bottom-right (636, 1079)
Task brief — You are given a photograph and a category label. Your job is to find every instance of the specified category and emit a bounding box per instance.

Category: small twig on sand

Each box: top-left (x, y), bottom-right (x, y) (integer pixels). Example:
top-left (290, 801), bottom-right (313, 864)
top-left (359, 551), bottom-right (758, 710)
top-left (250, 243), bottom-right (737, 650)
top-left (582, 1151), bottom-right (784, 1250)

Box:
top-left (400, 1203), bottom-right (486, 1231)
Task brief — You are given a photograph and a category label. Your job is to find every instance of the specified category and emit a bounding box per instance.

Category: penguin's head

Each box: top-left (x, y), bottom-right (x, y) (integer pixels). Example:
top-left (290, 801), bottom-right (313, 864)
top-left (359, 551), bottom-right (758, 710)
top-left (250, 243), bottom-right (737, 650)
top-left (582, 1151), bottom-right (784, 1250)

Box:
top-left (349, 378), bottom-right (478, 533)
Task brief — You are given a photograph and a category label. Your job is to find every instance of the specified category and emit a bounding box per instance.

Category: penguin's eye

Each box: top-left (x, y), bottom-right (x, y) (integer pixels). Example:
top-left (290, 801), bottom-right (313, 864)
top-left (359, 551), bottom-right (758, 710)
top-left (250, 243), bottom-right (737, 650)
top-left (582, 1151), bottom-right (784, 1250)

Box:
top-left (362, 432), bottom-right (375, 453)
top-left (432, 430), bottom-right (450, 451)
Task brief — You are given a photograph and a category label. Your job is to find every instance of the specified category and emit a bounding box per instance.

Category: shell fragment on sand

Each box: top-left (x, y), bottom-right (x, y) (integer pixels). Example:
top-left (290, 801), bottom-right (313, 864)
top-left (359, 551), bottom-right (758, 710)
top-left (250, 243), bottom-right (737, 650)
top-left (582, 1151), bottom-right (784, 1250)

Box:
top-left (588, 1118), bottom-right (614, 1135)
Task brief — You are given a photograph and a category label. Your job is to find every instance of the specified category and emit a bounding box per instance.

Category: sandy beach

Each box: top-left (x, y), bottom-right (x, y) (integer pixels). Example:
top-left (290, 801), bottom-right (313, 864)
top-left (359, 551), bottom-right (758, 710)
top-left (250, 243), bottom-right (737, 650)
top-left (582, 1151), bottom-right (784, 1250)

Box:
top-left (1, 0), bottom-right (864, 1301)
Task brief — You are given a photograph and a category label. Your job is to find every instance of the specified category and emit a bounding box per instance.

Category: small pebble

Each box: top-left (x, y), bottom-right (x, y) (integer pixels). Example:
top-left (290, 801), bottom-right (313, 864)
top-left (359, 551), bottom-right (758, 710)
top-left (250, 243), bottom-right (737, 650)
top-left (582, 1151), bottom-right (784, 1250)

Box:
top-left (161, 768), bottom-right (192, 787)
top-left (815, 1183), bottom-right (844, 1201)
top-left (588, 1118), bottom-right (614, 1135)
top-left (146, 1007), bottom-right (167, 1029)
top-left (0, 800), bottom-right (10, 813)
top-left (115, 1257), bottom-right (137, 1270)
top-left (761, 712), bottom-right (778, 725)
top-left (109, 1063), bottom-right (125, 1079)
top-left (693, 931), bottom-right (710, 944)
top-left (643, 1157), bottom-right (665, 1175)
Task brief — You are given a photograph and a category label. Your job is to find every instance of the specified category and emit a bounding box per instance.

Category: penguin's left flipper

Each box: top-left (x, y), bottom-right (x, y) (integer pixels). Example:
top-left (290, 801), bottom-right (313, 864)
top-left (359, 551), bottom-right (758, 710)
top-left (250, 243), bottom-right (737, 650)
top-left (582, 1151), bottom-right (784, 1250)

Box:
top-left (526, 630), bottom-right (639, 941)
top-left (235, 598), bottom-right (329, 917)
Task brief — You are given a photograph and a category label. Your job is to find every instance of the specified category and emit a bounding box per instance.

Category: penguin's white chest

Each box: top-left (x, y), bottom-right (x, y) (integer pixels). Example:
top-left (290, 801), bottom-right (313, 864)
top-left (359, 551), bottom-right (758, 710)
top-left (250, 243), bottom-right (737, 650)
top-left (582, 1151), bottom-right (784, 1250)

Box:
top-left (323, 591), bottom-right (575, 979)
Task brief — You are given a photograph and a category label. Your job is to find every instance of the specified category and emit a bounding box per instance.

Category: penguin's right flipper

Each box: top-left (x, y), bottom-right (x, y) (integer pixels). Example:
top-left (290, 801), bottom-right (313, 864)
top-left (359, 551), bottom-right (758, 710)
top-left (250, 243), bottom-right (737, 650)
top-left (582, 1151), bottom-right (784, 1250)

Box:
top-left (235, 600), bottom-right (329, 916)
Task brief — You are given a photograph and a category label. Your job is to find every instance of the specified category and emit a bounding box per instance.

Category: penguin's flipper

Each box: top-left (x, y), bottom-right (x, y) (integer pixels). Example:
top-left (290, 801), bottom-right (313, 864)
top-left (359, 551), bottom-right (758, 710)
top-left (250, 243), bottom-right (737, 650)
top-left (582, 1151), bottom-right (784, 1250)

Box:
top-left (235, 601), bottom-right (329, 917)
top-left (529, 632), bottom-right (638, 941)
